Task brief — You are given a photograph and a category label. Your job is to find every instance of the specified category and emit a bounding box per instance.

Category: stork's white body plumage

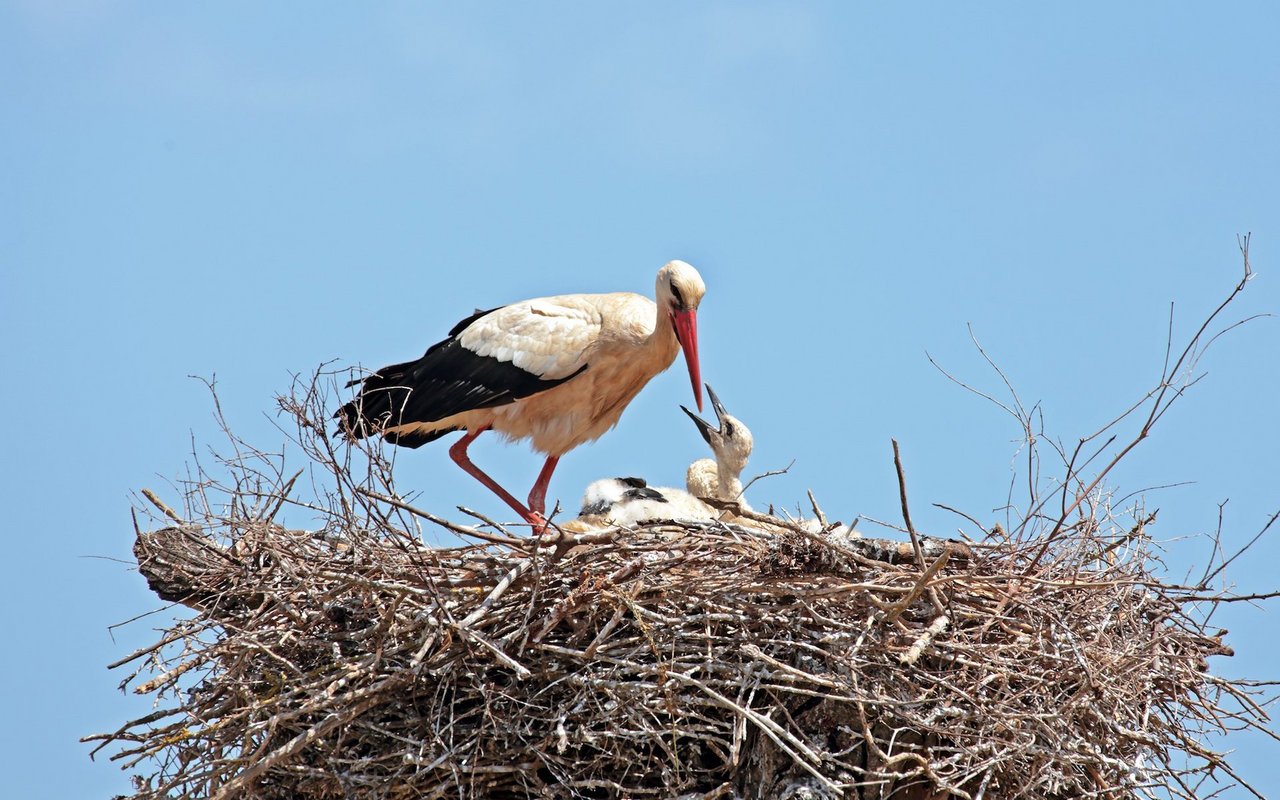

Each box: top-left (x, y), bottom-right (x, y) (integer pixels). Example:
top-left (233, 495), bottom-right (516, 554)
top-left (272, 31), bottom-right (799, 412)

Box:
top-left (388, 292), bottom-right (681, 455)
top-left (338, 261), bottom-right (707, 529)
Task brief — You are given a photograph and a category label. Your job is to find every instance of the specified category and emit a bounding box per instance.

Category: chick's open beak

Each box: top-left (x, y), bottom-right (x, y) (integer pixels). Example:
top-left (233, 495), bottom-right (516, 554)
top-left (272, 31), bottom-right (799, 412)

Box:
top-left (681, 383), bottom-right (728, 445)
top-left (705, 384), bottom-right (728, 426)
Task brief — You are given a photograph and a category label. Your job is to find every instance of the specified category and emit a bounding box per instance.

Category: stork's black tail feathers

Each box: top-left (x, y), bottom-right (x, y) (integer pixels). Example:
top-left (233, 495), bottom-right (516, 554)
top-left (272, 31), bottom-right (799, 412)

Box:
top-left (335, 359), bottom-right (457, 449)
top-left (335, 307), bottom-right (504, 449)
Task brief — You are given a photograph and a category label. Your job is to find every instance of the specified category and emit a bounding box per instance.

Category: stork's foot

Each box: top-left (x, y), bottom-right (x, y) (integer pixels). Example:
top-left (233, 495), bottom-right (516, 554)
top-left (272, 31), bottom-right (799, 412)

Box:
top-left (524, 511), bottom-right (549, 536)
top-left (526, 513), bottom-right (577, 561)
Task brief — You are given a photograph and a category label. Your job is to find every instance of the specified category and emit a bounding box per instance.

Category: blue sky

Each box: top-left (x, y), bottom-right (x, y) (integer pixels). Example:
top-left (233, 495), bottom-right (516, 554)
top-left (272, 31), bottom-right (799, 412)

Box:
top-left (3, 2), bottom-right (1278, 796)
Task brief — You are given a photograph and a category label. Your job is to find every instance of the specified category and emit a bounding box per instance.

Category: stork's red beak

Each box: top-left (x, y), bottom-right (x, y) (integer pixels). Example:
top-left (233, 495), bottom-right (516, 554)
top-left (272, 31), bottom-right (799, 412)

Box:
top-left (671, 309), bottom-right (702, 411)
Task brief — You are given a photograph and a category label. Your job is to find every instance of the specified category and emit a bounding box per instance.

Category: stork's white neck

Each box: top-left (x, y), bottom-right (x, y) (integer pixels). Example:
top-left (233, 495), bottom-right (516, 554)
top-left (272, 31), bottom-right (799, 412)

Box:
top-left (718, 464), bottom-right (745, 503)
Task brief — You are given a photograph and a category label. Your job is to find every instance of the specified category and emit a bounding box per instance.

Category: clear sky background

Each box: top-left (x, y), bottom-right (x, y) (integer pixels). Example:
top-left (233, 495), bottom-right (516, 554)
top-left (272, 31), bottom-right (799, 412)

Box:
top-left (3, 3), bottom-right (1278, 797)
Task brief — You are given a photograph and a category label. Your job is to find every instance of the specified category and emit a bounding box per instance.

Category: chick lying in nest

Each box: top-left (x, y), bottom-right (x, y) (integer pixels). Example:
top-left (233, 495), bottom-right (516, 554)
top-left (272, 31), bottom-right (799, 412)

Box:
top-left (565, 384), bottom-right (855, 538)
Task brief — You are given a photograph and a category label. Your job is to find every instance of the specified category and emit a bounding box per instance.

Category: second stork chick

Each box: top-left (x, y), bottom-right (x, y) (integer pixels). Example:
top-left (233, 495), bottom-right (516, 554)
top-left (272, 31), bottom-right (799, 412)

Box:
top-left (682, 387), bottom-right (857, 536)
top-left (682, 385), bottom-right (754, 513)
top-left (576, 475), bottom-right (716, 527)
top-left (573, 384), bottom-right (752, 528)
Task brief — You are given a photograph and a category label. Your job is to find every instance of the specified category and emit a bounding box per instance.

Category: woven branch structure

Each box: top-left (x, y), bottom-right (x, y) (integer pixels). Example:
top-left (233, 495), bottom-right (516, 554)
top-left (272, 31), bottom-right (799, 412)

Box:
top-left (87, 373), bottom-right (1272, 800)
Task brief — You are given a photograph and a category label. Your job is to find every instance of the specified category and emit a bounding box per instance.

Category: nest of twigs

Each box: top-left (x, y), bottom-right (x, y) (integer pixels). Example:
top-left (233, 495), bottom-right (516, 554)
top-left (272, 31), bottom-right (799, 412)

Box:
top-left (93, 442), bottom-right (1262, 800)
top-left (90, 249), bottom-right (1276, 799)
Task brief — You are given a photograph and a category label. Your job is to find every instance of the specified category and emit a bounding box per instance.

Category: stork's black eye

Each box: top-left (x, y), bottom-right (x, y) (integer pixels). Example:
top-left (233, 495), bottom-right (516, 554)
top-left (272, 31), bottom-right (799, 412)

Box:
top-left (670, 281), bottom-right (684, 309)
top-left (723, 420), bottom-right (736, 436)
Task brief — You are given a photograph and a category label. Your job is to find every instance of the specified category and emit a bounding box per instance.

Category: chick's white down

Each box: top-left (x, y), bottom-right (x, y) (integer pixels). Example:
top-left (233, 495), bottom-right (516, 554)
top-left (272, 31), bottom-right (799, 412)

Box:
top-left (573, 385), bottom-right (751, 527)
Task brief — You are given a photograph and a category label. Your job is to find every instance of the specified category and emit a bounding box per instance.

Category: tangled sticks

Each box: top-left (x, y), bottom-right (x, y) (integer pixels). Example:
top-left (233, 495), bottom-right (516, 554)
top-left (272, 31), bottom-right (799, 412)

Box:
top-left (93, 505), bottom-right (1250, 800)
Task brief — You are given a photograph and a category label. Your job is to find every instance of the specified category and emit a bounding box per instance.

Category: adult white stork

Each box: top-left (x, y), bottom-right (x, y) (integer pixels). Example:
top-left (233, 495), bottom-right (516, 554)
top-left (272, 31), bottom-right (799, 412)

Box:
top-left (337, 260), bottom-right (707, 529)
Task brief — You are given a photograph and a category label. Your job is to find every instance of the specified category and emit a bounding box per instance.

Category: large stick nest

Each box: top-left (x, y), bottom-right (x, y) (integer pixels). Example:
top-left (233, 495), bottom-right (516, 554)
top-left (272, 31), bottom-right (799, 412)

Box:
top-left (94, 418), bottom-right (1261, 799)
top-left (90, 252), bottom-right (1275, 799)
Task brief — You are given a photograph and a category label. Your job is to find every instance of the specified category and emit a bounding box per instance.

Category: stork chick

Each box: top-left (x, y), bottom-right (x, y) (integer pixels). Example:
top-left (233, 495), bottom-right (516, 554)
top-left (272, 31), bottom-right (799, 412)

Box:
top-left (577, 476), bottom-right (716, 526)
top-left (338, 261), bottom-right (707, 530)
top-left (682, 385), bottom-right (754, 513)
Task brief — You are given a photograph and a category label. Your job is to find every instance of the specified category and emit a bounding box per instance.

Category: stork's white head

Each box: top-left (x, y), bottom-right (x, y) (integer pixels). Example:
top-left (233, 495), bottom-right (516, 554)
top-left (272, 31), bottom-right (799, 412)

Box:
top-left (656, 260), bottom-right (707, 411)
top-left (656, 260), bottom-right (706, 312)
top-left (681, 384), bottom-right (753, 478)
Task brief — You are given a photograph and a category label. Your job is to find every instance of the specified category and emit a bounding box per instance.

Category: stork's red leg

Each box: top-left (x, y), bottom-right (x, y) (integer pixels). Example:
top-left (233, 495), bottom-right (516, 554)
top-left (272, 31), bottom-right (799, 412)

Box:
top-left (527, 455), bottom-right (560, 516)
top-left (448, 427), bottom-right (546, 530)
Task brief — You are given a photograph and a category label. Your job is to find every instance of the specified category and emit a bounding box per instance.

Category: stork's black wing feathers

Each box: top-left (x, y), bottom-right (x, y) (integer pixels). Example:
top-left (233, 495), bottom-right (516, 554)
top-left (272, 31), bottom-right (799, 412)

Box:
top-left (336, 305), bottom-right (588, 448)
